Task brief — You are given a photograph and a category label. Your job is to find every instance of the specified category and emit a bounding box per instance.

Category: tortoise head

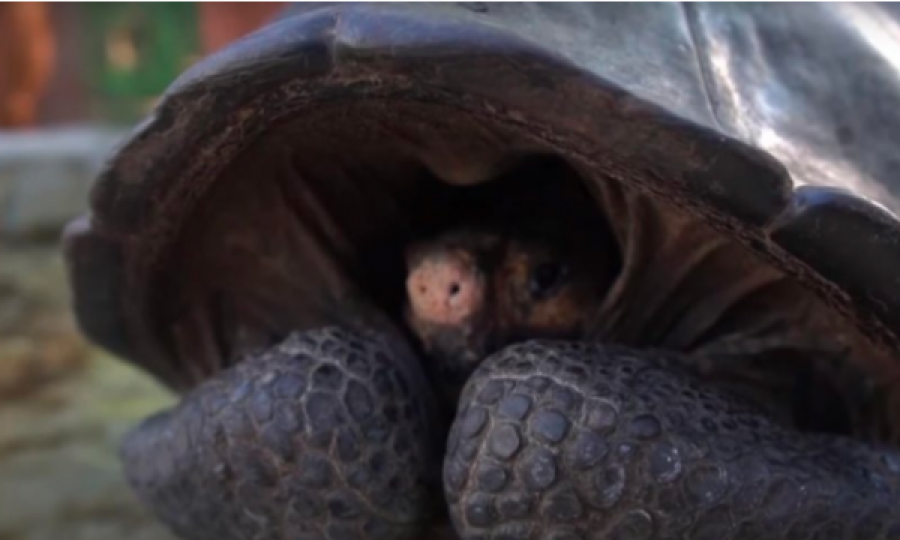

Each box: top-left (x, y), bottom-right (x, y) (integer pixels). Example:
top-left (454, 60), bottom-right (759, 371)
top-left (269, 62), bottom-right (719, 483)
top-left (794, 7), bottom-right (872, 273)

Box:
top-left (63, 3), bottom-right (900, 437)
top-left (402, 162), bottom-right (620, 397)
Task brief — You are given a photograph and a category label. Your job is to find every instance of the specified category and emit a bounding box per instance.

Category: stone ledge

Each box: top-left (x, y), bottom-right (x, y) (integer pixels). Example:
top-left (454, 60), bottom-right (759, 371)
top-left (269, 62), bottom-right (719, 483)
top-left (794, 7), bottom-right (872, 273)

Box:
top-left (0, 127), bottom-right (128, 241)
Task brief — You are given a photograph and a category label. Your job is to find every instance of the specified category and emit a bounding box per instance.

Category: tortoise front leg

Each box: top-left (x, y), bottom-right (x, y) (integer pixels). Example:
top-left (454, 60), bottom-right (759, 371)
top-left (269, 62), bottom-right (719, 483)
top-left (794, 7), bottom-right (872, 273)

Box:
top-left (121, 327), bottom-right (441, 540)
top-left (445, 341), bottom-right (900, 539)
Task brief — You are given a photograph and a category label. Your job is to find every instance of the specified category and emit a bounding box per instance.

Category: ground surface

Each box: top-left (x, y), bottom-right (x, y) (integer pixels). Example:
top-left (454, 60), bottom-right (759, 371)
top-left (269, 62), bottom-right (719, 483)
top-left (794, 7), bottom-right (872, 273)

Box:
top-left (0, 243), bottom-right (177, 540)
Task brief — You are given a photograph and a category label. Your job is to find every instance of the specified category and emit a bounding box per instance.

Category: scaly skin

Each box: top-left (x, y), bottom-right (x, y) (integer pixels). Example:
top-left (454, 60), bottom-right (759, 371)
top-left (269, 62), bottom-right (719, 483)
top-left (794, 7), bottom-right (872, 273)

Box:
top-left (122, 328), bottom-right (900, 540)
top-left (121, 327), bottom-right (442, 540)
top-left (446, 341), bottom-right (900, 539)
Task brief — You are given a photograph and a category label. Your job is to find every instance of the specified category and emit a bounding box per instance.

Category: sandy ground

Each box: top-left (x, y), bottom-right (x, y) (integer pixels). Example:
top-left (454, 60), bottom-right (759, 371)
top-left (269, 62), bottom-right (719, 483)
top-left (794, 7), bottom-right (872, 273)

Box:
top-left (0, 244), bottom-right (177, 540)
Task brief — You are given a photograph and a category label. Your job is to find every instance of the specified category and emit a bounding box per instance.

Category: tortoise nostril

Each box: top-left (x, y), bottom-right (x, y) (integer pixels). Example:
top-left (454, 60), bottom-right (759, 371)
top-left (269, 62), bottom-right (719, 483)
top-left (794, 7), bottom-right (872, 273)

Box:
top-left (407, 254), bottom-right (484, 325)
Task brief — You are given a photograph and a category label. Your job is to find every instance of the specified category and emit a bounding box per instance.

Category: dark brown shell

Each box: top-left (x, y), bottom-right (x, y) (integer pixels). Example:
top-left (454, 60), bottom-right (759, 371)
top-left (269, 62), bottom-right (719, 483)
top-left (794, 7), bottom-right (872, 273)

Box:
top-left (63, 3), bottom-right (900, 390)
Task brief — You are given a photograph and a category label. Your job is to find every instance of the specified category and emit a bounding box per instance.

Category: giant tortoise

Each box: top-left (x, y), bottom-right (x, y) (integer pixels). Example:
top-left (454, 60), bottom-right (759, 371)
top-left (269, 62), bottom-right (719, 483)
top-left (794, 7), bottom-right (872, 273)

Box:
top-left (63, 3), bottom-right (900, 539)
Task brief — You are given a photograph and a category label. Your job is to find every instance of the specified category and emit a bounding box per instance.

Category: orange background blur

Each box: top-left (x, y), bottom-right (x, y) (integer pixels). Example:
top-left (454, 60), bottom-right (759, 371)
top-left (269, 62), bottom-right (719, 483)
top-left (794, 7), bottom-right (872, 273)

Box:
top-left (0, 2), bottom-right (284, 128)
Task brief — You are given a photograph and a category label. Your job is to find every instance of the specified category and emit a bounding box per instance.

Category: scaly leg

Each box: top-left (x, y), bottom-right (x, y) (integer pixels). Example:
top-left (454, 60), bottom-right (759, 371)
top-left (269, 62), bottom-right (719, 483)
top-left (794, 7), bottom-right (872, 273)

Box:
top-left (445, 340), bottom-right (900, 539)
top-left (122, 327), bottom-right (441, 540)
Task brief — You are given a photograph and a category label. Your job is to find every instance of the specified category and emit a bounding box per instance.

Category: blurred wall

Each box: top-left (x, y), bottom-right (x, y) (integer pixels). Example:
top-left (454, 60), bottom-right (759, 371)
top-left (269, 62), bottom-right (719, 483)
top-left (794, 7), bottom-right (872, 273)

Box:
top-left (0, 3), bottom-right (55, 128)
top-left (0, 2), bottom-right (284, 129)
top-left (39, 4), bottom-right (89, 125)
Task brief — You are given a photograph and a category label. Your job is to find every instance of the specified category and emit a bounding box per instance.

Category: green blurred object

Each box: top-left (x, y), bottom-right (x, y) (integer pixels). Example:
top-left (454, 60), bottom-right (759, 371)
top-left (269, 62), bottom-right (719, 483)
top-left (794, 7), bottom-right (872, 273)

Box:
top-left (84, 3), bottom-right (200, 124)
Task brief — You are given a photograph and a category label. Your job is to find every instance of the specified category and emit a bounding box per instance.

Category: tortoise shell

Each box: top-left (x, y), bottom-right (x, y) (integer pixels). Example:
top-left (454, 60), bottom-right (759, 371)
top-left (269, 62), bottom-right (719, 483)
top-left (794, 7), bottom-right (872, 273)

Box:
top-left (63, 3), bottom-right (900, 398)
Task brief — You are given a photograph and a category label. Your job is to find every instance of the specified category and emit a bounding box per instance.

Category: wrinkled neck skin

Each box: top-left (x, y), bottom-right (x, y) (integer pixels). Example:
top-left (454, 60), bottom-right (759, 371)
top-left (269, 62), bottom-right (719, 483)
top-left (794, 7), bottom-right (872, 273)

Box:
top-left (584, 182), bottom-right (898, 440)
top-left (593, 185), bottom-right (859, 362)
top-left (594, 186), bottom-right (803, 353)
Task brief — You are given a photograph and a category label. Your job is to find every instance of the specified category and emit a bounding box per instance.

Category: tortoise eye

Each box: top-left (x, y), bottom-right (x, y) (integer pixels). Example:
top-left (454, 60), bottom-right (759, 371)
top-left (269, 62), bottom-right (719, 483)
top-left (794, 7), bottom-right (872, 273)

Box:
top-left (528, 261), bottom-right (569, 299)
